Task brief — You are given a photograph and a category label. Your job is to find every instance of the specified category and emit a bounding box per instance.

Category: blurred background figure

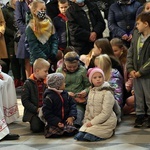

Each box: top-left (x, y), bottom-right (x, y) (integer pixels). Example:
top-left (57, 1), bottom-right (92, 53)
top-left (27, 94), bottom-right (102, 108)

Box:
top-left (108, 0), bottom-right (141, 47)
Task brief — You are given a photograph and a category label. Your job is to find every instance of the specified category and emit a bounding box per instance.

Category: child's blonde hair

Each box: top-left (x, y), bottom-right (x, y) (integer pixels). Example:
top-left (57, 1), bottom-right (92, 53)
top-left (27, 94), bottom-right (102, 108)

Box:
top-left (30, 0), bottom-right (45, 16)
top-left (110, 38), bottom-right (127, 65)
top-left (64, 51), bottom-right (79, 64)
top-left (95, 54), bottom-right (112, 81)
top-left (33, 58), bottom-right (50, 72)
top-left (30, 0), bottom-right (49, 33)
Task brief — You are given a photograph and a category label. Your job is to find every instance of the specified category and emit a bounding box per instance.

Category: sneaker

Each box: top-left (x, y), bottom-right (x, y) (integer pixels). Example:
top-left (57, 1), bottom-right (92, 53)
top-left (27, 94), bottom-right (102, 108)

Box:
top-left (134, 115), bottom-right (145, 128)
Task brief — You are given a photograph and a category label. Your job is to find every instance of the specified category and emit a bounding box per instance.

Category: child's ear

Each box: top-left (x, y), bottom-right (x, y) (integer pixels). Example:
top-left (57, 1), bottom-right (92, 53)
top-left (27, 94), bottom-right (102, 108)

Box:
top-left (144, 21), bottom-right (149, 27)
top-left (33, 9), bottom-right (37, 16)
top-left (35, 68), bottom-right (40, 73)
top-left (99, 48), bottom-right (102, 54)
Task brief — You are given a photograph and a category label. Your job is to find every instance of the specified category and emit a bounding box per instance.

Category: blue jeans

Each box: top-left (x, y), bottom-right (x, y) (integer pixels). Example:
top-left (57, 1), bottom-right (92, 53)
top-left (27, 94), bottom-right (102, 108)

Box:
top-left (74, 131), bottom-right (104, 142)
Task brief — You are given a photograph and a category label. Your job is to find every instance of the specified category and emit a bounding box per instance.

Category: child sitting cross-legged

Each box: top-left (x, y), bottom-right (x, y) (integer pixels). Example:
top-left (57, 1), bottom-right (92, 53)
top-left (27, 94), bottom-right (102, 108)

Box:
top-left (74, 67), bottom-right (117, 142)
top-left (42, 73), bottom-right (78, 138)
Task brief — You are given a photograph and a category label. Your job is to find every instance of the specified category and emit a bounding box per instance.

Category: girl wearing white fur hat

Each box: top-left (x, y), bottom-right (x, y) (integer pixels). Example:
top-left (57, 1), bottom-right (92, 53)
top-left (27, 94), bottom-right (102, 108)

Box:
top-left (74, 67), bottom-right (117, 141)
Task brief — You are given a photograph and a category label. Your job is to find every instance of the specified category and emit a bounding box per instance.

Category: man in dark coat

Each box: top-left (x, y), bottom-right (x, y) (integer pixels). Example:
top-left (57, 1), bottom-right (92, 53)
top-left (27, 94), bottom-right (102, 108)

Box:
top-left (66, 0), bottom-right (105, 55)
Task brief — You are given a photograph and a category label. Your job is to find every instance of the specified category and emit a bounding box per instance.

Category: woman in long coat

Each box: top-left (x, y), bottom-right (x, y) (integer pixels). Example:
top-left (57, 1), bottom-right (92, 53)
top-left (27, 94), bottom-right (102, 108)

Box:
top-left (0, 8), bottom-right (8, 73)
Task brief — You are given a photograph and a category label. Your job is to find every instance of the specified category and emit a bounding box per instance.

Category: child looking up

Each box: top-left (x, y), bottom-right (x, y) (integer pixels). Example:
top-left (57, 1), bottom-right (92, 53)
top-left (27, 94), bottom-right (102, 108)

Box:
top-left (74, 67), bottom-right (117, 142)
top-left (127, 12), bottom-right (150, 128)
top-left (56, 51), bottom-right (90, 128)
top-left (53, 0), bottom-right (69, 51)
top-left (42, 73), bottom-right (78, 138)
top-left (21, 58), bottom-right (50, 133)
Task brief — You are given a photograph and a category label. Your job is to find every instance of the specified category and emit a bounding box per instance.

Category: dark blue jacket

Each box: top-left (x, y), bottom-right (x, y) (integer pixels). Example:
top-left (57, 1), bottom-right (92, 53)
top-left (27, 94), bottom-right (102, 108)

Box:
top-left (53, 14), bottom-right (70, 50)
top-left (14, 0), bottom-right (30, 58)
top-left (108, 0), bottom-right (141, 38)
top-left (42, 89), bottom-right (77, 126)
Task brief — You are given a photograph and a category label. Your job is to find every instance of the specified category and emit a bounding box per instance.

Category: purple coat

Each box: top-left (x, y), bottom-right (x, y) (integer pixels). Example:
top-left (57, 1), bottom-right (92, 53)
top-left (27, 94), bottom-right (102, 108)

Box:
top-left (14, 0), bottom-right (30, 59)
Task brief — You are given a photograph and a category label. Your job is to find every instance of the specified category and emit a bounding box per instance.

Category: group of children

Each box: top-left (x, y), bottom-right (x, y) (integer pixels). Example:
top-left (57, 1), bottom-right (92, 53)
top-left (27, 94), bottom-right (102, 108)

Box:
top-left (21, 56), bottom-right (117, 141)
top-left (0, 0), bottom-right (149, 142)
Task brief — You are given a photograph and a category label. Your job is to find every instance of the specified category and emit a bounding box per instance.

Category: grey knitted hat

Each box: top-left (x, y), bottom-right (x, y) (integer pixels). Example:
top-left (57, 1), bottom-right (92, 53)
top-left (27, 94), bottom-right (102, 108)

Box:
top-left (47, 73), bottom-right (65, 90)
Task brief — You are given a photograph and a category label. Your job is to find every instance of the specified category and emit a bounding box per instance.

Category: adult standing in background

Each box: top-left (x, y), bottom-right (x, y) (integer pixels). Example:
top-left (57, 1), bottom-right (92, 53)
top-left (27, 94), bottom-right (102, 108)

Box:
top-left (108, 0), bottom-right (141, 47)
top-left (0, 8), bottom-right (8, 73)
top-left (66, 0), bottom-right (105, 55)
top-left (2, 0), bottom-right (24, 87)
top-left (14, 0), bottom-right (32, 80)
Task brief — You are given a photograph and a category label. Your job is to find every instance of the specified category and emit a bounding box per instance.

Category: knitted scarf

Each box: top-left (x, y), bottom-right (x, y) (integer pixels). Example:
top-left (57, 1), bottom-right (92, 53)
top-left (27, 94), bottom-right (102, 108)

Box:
top-left (29, 18), bottom-right (55, 44)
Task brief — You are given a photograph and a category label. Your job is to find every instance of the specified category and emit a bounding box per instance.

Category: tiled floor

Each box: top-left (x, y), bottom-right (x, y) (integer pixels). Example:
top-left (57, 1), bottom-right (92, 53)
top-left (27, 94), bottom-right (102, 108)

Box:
top-left (0, 99), bottom-right (150, 150)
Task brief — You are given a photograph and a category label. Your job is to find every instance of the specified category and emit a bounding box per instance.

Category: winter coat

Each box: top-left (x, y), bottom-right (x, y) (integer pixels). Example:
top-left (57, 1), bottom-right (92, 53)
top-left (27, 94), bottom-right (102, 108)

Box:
top-left (53, 14), bottom-right (70, 50)
top-left (21, 75), bottom-right (46, 122)
top-left (109, 69), bottom-right (124, 107)
top-left (80, 82), bottom-right (117, 139)
top-left (0, 8), bottom-right (8, 59)
top-left (66, 0), bottom-right (105, 55)
top-left (56, 65), bottom-right (90, 94)
top-left (127, 29), bottom-right (150, 79)
top-left (108, 0), bottom-right (141, 38)
top-left (14, 0), bottom-right (30, 58)
top-left (42, 89), bottom-right (77, 126)
top-left (2, 2), bottom-right (17, 58)
top-left (26, 26), bottom-right (58, 64)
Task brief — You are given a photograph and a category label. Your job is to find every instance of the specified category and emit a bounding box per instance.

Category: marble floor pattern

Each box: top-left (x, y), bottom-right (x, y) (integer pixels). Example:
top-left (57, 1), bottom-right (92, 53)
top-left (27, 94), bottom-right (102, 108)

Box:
top-left (0, 99), bottom-right (150, 150)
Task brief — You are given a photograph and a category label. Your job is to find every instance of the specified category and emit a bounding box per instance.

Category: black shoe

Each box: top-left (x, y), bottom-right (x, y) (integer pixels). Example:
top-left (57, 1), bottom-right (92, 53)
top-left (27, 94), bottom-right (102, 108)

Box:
top-left (3, 134), bottom-right (20, 140)
top-left (134, 115), bottom-right (145, 128)
top-left (146, 116), bottom-right (150, 128)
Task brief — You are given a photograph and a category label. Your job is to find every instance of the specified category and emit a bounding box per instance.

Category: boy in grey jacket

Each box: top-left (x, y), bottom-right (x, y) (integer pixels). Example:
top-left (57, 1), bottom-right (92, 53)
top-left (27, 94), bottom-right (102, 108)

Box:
top-left (127, 12), bottom-right (150, 128)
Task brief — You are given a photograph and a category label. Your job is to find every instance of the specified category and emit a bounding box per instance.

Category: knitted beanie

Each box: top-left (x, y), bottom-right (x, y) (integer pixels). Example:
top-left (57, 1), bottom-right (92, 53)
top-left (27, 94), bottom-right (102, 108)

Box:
top-left (47, 73), bottom-right (64, 90)
top-left (87, 67), bottom-right (105, 83)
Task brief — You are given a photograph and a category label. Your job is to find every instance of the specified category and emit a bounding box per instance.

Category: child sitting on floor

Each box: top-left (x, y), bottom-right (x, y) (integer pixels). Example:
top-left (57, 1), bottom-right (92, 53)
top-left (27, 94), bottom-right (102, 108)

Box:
top-left (74, 67), bottom-right (117, 142)
top-left (42, 73), bottom-right (78, 138)
top-left (21, 58), bottom-right (50, 133)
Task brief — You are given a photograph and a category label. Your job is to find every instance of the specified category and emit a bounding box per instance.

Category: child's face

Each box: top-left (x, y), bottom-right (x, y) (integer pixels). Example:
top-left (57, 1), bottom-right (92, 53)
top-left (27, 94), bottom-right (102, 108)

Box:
top-left (112, 45), bottom-right (123, 58)
top-left (65, 62), bottom-right (79, 72)
top-left (136, 19), bottom-right (148, 33)
top-left (36, 67), bottom-right (49, 80)
top-left (58, 2), bottom-right (69, 15)
top-left (33, 3), bottom-right (46, 16)
top-left (92, 44), bottom-right (102, 57)
top-left (59, 80), bottom-right (65, 90)
top-left (144, 2), bottom-right (150, 12)
top-left (91, 72), bottom-right (104, 87)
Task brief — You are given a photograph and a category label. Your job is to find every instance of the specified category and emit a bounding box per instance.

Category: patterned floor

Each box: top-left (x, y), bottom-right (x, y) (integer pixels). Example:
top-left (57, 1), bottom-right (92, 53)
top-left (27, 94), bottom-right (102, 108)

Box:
top-left (0, 99), bottom-right (150, 150)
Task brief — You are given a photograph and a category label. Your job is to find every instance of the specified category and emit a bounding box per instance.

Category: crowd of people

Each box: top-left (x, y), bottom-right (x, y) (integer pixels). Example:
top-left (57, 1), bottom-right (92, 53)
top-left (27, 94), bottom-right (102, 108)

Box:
top-left (0, 0), bottom-right (150, 142)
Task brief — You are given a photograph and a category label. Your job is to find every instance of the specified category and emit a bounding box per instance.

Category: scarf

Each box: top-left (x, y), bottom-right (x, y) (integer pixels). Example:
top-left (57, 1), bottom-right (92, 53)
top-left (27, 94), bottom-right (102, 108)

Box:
top-left (29, 18), bottom-right (55, 44)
